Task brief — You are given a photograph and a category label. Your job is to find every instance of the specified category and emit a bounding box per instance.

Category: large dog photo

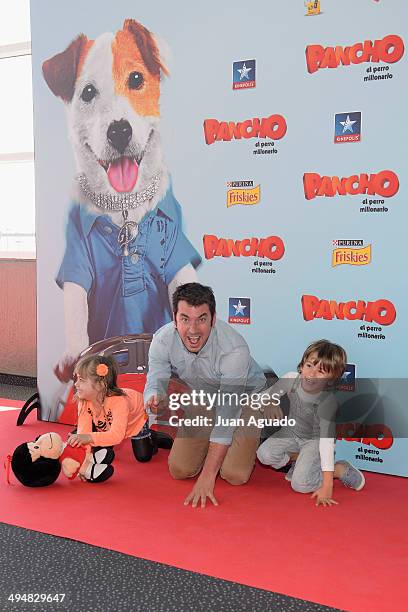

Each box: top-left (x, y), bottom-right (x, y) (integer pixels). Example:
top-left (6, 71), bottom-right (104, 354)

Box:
top-left (42, 19), bottom-right (200, 382)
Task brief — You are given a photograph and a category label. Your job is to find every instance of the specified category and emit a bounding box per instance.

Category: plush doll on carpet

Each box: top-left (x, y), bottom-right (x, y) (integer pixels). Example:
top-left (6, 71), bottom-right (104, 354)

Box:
top-left (10, 431), bottom-right (114, 487)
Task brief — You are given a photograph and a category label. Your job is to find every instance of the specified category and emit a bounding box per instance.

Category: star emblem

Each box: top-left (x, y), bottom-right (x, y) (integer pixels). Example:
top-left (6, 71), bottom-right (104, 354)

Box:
top-left (233, 300), bottom-right (247, 315)
top-left (340, 115), bottom-right (357, 133)
top-left (238, 63), bottom-right (252, 81)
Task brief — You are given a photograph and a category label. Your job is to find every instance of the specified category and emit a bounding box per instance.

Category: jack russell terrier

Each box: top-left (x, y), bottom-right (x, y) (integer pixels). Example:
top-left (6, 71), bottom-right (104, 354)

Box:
top-left (42, 19), bottom-right (200, 382)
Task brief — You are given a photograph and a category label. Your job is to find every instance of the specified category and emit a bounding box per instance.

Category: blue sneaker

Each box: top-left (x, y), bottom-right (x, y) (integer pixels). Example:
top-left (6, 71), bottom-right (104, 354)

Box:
top-left (336, 460), bottom-right (365, 491)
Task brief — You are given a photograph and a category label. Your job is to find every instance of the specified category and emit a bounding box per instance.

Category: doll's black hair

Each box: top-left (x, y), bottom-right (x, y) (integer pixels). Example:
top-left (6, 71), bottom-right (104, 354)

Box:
top-left (11, 443), bottom-right (61, 487)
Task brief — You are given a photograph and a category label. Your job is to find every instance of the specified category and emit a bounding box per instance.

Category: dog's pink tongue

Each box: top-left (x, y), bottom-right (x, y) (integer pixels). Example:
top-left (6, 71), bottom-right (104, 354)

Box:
top-left (107, 158), bottom-right (138, 193)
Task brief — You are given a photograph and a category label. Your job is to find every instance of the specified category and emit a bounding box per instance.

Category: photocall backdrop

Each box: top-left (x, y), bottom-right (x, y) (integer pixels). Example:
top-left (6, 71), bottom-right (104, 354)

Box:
top-left (31, 0), bottom-right (408, 476)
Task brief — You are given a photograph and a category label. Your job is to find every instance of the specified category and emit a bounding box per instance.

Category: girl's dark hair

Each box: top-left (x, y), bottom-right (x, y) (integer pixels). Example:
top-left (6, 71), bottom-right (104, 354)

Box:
top-left (172, 283), bottom-right (216, 320)
top-left (11, 443), bottom-right (61, 487)
top-left (74, 354), bottom-right (125, 401)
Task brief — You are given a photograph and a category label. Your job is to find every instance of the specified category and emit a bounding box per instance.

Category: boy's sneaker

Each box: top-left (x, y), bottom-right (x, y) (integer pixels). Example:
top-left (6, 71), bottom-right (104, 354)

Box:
top-left (336, 460), bottom-right (365, 491)
top-left (284, 463), bottom-right (295, 482)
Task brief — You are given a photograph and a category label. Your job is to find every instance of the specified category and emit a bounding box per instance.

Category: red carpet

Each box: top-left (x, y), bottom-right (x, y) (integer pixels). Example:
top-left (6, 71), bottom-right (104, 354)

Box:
top-left (1, 402), bottom-right (406, 612)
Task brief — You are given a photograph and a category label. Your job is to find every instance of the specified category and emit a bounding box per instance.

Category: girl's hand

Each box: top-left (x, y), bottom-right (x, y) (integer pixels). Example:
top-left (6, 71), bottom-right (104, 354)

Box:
top-left (311, 486), bottom-right (338, 507)
top-left (67, 433), bottom-right (93, 447)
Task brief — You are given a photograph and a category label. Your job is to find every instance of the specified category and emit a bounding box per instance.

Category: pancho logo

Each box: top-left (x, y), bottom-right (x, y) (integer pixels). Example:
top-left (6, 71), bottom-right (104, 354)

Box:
top-left (203, 234), bottom-right (285, 261)
top-left (337, 424), bottom-right (393, 451)
top-left (301, 295), bottom-right (396, 326)
top-left (303, 170), bottom-right (399, 200)
top-left (306, 34), bottom-right (404, 73)
top-left (203, 115), bottom-right (287, 145)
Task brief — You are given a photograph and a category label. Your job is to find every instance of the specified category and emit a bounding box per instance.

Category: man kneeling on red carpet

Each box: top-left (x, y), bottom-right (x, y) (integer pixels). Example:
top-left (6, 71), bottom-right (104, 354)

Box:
top-left (144, 283), bottom-right (278, 508)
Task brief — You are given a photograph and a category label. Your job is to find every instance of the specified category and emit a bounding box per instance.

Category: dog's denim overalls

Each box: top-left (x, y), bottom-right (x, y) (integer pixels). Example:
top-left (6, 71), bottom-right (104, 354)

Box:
top-left (56, 185), bottom-right (201, 343)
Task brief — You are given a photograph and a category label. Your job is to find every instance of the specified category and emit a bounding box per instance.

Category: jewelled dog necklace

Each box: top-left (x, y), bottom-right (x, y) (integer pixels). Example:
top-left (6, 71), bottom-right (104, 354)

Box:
top-left (77, 172), bottom-right (161, 256)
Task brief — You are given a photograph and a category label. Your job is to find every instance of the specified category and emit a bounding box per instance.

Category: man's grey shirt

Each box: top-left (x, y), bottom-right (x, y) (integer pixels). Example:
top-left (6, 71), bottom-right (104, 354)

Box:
top-left (144, 320), bottom-right (266, 444)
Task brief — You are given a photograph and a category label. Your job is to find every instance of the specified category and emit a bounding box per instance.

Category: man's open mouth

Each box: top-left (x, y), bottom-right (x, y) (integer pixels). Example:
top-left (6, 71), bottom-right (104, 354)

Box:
top-left (187, 335), bottom-right (201, 348)
top-left (98, 156), bottom-right (139, 193)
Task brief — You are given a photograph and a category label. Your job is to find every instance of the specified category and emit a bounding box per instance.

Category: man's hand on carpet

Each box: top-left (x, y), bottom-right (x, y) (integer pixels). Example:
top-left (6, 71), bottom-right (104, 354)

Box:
top-left (184, 475), bottom-right (218, 509)
top-left (67, 433), bottom-right (93, 447)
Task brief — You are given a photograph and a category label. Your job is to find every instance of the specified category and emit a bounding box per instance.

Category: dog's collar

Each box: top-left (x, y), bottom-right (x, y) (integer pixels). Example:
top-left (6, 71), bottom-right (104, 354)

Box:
top-left (76, 172), bottom-right (163, 256)
top-left (76, 173), bottom-right (161, 211)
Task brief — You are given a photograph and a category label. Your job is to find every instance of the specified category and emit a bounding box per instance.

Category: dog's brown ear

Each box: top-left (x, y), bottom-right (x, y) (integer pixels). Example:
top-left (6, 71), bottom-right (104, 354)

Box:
top-left (123, 19), bottom-right (169, 78)
top-left (42, 34), bottom-right (89, 102)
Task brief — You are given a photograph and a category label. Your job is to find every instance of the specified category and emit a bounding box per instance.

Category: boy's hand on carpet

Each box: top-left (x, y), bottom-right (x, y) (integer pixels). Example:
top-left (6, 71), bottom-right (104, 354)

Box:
top-left (311, 486), bottom-right (338, 507)
top-left (67, 433), bottom-right (93, 447)
top-left (184, 475), bottom-right (218, 509)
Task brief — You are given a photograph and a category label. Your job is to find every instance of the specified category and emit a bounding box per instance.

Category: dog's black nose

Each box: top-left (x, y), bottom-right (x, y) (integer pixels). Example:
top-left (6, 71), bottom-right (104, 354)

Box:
top-left (107, 119), bottom-right (132, 154)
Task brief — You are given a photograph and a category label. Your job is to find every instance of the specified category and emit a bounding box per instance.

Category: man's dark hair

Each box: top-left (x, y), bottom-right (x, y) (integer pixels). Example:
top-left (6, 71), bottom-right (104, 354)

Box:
top-left (172, 283), bottom-right (216, 319)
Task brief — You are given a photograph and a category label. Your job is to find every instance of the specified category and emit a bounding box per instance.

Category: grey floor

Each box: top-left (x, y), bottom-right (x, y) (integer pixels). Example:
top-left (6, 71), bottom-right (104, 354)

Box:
top-left (0, 383), bottom-right (36, 401)
top-left (0, 524), bottom-right (341, 612)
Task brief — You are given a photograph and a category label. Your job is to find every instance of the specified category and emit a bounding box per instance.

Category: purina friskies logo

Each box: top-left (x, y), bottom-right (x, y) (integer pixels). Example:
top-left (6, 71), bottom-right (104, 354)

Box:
top-left (226, 180), bottom-right (261, 208)
top-left (332, 240), bottom-right (372, 267)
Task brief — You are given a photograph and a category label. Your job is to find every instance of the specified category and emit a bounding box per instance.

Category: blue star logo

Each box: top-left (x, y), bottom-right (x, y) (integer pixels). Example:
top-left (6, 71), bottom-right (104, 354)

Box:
top-left (238, 63), bottom-right (252, 81)
top-left (233, 300), bottom-right (247, 315)
top-left (340, 115), bottom-right (357, 133)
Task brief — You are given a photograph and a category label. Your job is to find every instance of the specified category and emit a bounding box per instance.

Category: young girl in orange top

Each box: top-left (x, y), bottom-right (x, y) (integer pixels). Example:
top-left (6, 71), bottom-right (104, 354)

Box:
top-left (67, 354), bottom-right (170, 462)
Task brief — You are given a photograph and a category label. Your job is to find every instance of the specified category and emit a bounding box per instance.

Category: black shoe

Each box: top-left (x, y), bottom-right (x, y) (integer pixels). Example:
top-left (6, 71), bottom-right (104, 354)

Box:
top-left (150, 429), bottom-right (173, 450)
top-left (131, 436), bottom-right (156, 462)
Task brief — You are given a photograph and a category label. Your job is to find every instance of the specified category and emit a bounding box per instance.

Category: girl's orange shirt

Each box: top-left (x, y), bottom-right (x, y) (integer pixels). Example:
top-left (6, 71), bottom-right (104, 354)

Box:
top-left (77, 388), bottom-right (147, 446)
